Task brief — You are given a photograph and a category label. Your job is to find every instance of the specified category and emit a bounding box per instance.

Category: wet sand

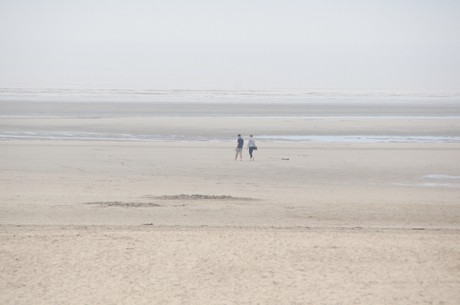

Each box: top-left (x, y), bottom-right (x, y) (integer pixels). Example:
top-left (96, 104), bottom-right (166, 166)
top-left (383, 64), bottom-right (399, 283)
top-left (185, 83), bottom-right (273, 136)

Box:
top-left (1, 140), bottom-right (460, 304)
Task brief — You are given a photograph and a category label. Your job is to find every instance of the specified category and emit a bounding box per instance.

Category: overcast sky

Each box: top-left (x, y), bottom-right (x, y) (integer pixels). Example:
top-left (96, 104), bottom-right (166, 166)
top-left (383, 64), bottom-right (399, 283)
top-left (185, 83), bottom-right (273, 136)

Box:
top-left (1, 0), bottom-right (459, 90)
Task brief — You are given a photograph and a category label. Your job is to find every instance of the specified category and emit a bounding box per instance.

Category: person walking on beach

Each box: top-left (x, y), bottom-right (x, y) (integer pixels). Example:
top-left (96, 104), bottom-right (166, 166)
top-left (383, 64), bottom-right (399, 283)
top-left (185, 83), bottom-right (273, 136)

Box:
top-left (235, 134), bottom-right (244, 161)
top-left (247, 134), bottom-right (257, 161)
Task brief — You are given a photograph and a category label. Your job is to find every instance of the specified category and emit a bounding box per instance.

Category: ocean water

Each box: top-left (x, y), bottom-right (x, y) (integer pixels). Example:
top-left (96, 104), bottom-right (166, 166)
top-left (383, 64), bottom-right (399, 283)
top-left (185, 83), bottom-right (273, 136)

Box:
top-left (2, 87), bottom-right (460, 103)
top-left (257, 135), bottom-right (460, 144)
top-left (1, 88), bottom-right (460, 143)
top-left (395, 174), bottom-right (460, 189)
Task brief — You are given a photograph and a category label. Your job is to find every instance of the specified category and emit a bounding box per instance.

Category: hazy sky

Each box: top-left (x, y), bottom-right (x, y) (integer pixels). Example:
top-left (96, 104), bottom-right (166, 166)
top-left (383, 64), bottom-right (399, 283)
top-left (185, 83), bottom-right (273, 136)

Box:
top-left (1, 0), bottom-right (459, 90)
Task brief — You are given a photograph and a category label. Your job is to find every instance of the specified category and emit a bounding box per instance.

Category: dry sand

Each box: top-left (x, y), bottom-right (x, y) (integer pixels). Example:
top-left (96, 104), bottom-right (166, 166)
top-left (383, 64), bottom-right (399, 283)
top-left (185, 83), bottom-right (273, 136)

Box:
top-left (1, 225), bottom-right (459, 305)
top-left (1, 140), bottom-right (460, 304)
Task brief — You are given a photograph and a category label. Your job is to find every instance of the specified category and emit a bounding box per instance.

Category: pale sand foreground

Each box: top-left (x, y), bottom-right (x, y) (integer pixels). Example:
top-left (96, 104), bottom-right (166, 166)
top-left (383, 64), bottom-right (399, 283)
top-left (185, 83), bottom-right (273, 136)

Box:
top-left (1, 225), bottom-right (459, 305)
top-left (1, 140), bottom-right (460, 304)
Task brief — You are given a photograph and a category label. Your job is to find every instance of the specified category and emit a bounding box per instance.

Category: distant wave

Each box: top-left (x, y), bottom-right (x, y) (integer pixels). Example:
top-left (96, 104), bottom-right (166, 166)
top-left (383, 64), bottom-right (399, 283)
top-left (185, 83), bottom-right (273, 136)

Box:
top-left (1, 88), bottom-right (460, 103)
top-left (2, 131), bottom-right (460, 143)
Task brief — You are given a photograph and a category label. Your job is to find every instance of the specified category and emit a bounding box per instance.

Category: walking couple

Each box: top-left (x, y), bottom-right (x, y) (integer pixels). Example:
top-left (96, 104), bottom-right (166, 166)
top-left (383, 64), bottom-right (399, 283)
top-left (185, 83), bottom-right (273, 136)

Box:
top-left (235, 134), bottom-right (257, 161)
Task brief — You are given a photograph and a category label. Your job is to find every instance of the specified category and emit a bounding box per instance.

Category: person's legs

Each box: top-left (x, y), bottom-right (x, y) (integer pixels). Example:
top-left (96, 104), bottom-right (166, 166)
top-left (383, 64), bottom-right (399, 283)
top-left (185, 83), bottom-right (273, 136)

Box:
top-left (249, 147), bottom-right (254, 160)
top-left (235, 148), bottom-right (242, 160)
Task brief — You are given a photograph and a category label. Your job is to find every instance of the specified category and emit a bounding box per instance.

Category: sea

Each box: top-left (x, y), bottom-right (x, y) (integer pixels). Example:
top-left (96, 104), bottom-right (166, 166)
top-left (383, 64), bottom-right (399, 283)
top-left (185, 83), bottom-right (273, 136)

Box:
top-left (1, 88), bottom-right (460, 143)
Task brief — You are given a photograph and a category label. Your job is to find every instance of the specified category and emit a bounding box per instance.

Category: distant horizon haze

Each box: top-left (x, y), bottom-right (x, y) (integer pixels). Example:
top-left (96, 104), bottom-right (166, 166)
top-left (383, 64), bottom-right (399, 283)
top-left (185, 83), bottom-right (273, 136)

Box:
top-left (1, 1), bottom-right (459, 91)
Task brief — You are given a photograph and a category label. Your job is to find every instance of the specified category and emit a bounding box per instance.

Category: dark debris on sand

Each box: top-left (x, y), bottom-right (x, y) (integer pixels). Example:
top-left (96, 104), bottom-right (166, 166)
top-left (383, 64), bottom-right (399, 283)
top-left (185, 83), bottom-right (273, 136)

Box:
top-left (85, 201), bottom-right (161, 208)
top-left (153, 194), bottom-right (256, 201)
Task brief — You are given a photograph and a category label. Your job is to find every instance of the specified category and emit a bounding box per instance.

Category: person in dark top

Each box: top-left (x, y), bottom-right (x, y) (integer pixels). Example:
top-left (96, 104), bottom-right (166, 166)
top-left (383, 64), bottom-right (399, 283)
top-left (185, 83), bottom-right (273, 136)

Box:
top-left (235, 134), bottom-right (244, 161)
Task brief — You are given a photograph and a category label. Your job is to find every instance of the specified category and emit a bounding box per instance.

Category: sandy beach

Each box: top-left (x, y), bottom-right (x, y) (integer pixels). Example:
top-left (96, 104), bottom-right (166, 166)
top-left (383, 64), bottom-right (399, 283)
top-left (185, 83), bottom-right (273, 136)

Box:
top-left (2, 0), bottom-right (460, 302)
top-left (1, 225), bottom-right (459, 305)
top-left (1, 139), bottom-right (460, 304)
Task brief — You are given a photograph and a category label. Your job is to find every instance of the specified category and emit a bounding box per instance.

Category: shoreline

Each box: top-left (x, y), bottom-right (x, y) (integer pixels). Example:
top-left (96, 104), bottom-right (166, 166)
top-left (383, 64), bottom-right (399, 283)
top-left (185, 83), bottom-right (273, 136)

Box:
top-left (2, 116), bottom-right (460, 142)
